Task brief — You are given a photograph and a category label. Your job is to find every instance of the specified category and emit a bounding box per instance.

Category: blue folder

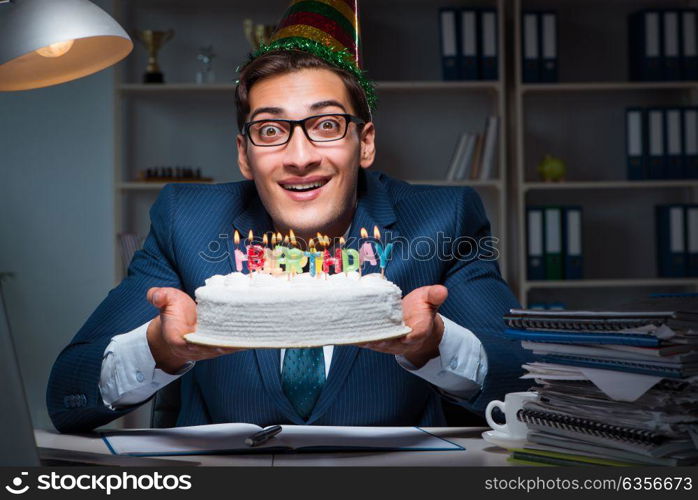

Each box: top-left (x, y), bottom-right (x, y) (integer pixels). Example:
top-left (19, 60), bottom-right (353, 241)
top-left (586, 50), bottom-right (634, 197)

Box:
top-left (629, 10), bottom-right (663, 81)
top-left (665, 107), bottom-right (684, 178)
top-left (683, 107), bottom-right (698, 178)
top-left (503, 328), bottom-right (662, 347)
top-left (562, 206), bottom-right (583, 279)
top-left (680, 10), bottom-right (698, 80)
top-left (460, 9), bottom-right (479, 80)
top-left (539, 11), bottom-right (558, 82)
top-left (439, 8), bottom-right (460, 80)
top-left (522, 11), bottom-right (540, 82)
top-left (526, 206), bottom-right (546, 280)
top-left (478, 8), bottom-right (498, 80)
top-left (663, 10), bottom-right (681, 80)
top-left (656, 204), bottom-right (688, 277)
top-left (626, 108), bottom-right (646, 180)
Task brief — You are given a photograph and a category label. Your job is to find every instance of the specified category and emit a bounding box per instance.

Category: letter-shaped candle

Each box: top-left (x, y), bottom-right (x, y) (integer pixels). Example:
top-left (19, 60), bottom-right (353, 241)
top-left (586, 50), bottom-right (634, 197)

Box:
top-left (373, 226), bottom-right (393, 277)
top-left (233, 230), bottom-right (248, 272)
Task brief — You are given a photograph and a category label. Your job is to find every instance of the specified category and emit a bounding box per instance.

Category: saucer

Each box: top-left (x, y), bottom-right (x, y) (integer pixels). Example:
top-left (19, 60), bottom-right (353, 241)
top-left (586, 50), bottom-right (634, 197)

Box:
top-left (481, 430), bottom-right (527, 450)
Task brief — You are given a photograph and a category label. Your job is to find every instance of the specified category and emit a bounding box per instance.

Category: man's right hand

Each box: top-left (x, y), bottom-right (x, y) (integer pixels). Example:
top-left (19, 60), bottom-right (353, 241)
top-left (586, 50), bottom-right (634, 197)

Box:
top-left (146, 287), bottom-right (241, 374)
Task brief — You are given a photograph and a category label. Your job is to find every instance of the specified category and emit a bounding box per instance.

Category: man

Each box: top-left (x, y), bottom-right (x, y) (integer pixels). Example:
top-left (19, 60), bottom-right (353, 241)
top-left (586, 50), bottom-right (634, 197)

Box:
top-left (47, 1), bottom-right (530, 433)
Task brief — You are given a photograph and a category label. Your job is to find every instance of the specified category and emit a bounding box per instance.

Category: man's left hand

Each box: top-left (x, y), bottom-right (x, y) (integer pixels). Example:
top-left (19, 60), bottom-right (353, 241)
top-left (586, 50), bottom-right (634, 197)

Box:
top-left (357, 285), bottom-right (448, 368)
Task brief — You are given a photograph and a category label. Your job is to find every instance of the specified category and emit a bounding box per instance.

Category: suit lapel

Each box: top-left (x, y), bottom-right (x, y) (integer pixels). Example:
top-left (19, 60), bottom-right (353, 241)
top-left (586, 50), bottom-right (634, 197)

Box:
top-left (253, 349), bottom-right (307, 425)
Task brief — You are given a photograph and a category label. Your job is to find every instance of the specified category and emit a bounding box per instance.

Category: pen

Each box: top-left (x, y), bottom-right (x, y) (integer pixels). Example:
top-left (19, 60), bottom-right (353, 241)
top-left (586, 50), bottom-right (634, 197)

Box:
top-left (244, 425), bottom-right (282, 447)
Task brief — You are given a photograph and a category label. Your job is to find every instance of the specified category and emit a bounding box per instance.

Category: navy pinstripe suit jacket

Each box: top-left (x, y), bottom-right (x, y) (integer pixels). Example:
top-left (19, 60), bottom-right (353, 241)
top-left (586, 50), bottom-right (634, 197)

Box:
top-left (47, 170), bottom-right (532, 433)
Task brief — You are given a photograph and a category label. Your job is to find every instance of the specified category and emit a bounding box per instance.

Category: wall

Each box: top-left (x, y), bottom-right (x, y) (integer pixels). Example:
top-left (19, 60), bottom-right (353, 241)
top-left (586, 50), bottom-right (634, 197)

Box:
top-left (0, 0), bottom-right (116, 430)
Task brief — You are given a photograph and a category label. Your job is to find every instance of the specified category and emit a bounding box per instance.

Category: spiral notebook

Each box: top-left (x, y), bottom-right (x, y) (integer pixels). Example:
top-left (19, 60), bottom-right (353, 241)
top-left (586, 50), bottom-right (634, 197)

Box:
top-left (516, 407), bottom-right (697, 459)
top-left (504, 309), bottom-right (672, 332)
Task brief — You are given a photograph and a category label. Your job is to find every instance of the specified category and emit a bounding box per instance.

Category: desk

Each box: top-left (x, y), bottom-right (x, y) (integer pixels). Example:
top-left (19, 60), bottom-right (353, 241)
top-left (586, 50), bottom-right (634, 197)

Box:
top-left (35, 427), bottom-right (511, 467)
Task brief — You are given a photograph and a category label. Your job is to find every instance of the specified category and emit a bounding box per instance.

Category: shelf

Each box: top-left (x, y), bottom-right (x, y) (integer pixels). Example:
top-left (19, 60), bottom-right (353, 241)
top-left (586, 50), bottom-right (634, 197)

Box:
top-left (376, 81), bottom-right (501, 92)
top-left (118, 81), bottom-right (502, 94)
top-left (520, 81), bottom-right (698, 94)
top-left (117, 182), bottom-right (215, 190)
top-left (407, 179), bottom-right (501, 188)
top-left (523, 180), bottom-right (698, 191)
top-left (118, 83), bottom-right (236, 93)
top-left (118, 180), bottom-right (500, 190)
top-left (524, 278), bottom-right (698, 290)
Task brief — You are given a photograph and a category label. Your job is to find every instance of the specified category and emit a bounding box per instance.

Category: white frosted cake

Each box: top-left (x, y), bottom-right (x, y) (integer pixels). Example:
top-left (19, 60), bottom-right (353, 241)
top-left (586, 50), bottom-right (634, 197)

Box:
top-left (185, 271), bottom-right (410, 348)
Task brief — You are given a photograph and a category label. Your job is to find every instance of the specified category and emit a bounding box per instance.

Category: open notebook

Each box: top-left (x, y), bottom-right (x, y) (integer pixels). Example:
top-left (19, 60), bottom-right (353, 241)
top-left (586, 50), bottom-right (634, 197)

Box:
top-left (100, 424), bottom-right (463, 456)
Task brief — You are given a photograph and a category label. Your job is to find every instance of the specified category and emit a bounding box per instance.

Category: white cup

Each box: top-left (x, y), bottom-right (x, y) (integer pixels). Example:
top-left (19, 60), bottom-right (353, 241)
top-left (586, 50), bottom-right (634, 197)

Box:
top-left (485, 391), bottom-right (538, 439)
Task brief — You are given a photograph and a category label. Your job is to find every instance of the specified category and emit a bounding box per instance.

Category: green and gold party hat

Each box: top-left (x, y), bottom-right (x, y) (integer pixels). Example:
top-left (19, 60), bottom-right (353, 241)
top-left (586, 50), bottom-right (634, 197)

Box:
top-left (242, 0), bottom-right (376, 111)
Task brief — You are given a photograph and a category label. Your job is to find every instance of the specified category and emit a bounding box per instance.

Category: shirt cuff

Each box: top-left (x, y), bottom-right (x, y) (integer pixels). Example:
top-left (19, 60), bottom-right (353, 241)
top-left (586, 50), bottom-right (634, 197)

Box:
top-left (99, 321), bottom-right (194, 409)
top-left (395, 314), bottom-right (488, 400)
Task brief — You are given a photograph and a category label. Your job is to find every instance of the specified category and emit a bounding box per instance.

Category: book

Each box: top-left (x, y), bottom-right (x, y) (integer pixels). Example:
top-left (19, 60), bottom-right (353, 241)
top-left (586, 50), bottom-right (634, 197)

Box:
top-left (100, 424), bottom-right (463, 457)
top-left (479, 116), bottom-right (499, 180)
top-left (445, 132), bottom-right (470, 180)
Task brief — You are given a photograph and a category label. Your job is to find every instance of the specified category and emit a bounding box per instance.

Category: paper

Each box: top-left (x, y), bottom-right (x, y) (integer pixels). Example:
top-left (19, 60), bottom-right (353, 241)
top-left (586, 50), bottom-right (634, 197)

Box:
top-left (101, 424), bottom-right (463, 456)
top-left (521, 362), bottom-right (663, 401)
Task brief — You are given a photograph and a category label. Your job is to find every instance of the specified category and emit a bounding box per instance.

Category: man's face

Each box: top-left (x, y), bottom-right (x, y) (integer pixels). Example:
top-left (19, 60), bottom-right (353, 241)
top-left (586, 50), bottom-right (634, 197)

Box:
top-left (236, 68), bottom-right (375, 241)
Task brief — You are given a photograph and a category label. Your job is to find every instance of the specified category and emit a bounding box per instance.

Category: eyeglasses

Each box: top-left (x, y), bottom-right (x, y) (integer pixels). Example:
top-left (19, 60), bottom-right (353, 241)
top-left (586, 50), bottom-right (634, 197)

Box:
top-left (242, 113), bottom-right (365, 147)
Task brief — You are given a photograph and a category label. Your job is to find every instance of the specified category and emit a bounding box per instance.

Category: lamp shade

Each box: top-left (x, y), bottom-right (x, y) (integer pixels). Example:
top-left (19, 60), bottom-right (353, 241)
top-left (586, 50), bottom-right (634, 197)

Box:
top-left (0, 0), bottom-right (132, 91)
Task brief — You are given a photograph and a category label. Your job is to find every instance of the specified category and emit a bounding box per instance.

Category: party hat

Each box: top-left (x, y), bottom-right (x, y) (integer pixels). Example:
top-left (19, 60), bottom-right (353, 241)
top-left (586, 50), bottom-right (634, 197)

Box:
top-left (241, 0), bottom-right (376, 111)
top-left (271, 0), bottom-right (362, 68)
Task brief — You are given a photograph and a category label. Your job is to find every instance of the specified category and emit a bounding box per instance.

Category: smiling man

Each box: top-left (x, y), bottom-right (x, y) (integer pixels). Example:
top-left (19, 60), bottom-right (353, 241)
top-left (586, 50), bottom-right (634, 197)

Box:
top-left (47, 0), bottom-right (531, 433)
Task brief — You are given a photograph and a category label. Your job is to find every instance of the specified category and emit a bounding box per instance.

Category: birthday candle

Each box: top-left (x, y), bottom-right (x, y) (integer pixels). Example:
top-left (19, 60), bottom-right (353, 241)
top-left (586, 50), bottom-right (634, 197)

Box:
top-left (373, 226), bottom-right (393, 277)
top-left (285, 247), bottom-right (305, 274)
top-left (233, 230), bottom-right (248, 272)
top-left (342, 248), bottom-right (361, 273)
top-left (305, 238), bottom-right (319, 277)
top-left (359, 227), bottom-right (377, 267)
top-left (246, 230), bottom-right (266, 273)
top-left (262, 233), bottom-right (273, 273)
top-left (322, 235), bottom-right (342, 274)
top-left (338, 236), bottom-right (347, 276)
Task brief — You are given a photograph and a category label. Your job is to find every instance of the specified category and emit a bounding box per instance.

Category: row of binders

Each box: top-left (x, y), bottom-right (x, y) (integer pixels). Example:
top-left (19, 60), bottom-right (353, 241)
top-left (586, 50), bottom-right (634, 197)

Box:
top-left (521, 11), bottom-right (558, 83)
top-left (626, 107), bottom-right (698, 180)
top-left (504, 298), bottom-right (698, 466)
top-left (439, 8), bottom-right (498, 81)
top-left (657, 204), bottom-right (698, 278)
top-left (629, 9), bottom-right (698, 82)
top-left (526, 205), bottom-right (583, 281)
top-left (445, 116), bottom-right (498, 181)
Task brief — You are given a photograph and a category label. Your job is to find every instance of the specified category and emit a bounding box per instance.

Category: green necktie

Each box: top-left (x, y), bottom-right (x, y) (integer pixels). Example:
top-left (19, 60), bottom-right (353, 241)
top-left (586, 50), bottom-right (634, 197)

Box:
top-left (281, 347), bottom-right (326, 420)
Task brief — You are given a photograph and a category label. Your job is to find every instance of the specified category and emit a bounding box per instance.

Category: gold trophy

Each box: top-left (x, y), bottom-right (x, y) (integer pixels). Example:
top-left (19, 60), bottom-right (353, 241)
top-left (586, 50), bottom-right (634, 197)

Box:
top-left (243, 19), bottom-right (275, 51)
top-left (135, 30), bottom-right (174, 83)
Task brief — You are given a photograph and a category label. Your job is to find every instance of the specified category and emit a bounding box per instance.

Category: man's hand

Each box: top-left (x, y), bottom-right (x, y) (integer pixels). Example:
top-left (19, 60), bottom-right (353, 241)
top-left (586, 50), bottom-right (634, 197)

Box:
top-left (146, 287), bottom-right (241, 374)
top-left (357, 285), bottom-right (448, 368)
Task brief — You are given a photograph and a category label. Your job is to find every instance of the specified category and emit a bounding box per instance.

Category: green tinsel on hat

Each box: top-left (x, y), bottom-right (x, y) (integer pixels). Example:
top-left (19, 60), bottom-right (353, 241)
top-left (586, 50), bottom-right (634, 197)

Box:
top-left (238, 38), bottom-right (376, 113)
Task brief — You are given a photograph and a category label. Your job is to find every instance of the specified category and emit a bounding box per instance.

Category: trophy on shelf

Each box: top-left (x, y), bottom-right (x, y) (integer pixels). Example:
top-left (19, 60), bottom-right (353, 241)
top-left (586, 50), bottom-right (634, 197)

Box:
top-left (196, 45), bottom-right (216, 84)
top-left (135, 29), bottom-right (174, 83)
top-left (243, 19), bottom-right (275, 52)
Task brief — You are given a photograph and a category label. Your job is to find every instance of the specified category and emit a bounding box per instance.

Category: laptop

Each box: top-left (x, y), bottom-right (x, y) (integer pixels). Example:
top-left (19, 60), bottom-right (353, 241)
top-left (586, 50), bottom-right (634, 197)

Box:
top-left (0, 294), bottom-right (196, 466)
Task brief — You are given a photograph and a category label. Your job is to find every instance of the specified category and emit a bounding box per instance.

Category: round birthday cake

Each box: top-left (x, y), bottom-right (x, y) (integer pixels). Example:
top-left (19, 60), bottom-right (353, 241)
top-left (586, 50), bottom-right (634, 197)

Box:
top-left (186, 271), bottom-right (411, 348)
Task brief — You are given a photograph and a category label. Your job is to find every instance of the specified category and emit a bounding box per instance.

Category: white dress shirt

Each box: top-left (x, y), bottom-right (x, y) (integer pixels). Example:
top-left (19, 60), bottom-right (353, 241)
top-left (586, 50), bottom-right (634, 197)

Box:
top-left (99, 315), bottom-right (488, 410)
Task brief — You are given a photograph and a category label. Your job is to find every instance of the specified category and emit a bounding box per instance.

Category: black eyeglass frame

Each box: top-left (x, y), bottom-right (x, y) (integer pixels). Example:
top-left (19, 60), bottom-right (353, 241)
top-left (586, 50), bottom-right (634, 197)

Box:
top-left (242, 113), bottom-right (366, 147)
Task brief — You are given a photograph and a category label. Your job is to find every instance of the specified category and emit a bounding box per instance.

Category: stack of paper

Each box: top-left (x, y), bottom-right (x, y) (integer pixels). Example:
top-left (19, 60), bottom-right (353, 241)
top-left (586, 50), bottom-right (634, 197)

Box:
top-left (502, 304), bottom-right (698, 466)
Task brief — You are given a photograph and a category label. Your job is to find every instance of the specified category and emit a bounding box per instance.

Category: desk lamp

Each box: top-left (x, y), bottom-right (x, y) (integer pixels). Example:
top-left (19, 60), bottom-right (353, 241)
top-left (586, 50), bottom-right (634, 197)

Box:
top-left (0, 0), bottom-right (132, 91)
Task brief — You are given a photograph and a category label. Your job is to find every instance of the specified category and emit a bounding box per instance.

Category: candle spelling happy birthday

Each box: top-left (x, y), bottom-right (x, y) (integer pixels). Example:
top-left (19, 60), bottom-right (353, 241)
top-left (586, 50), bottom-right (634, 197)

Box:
top-left (373, 226), bottom-right (393, 278)
top-left (359, 227), bottom-right (377, 274)
top-left (233, 230), bottom-right (248, 272)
